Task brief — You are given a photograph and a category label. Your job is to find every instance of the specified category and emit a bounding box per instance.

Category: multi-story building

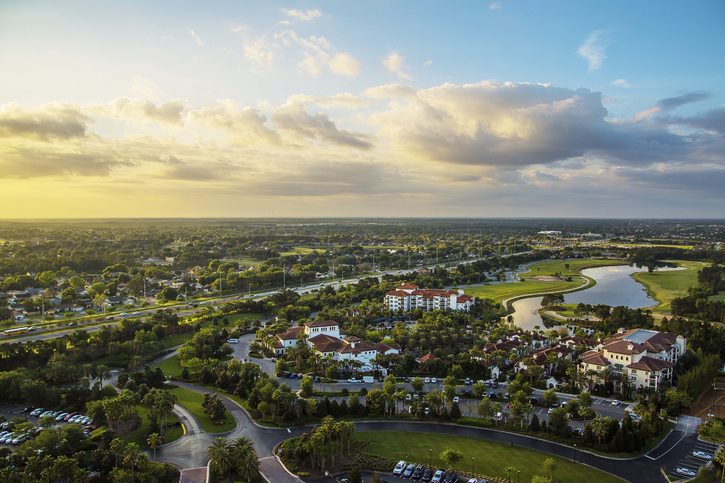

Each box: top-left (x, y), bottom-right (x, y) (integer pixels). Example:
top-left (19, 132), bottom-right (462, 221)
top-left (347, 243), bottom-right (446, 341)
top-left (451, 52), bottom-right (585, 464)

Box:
top-left (384, 283), bottom-right (475, 312)
top-left (273, 320), bottom-right (399, 370)
top-left (578, 328), bottom-right (686, 393)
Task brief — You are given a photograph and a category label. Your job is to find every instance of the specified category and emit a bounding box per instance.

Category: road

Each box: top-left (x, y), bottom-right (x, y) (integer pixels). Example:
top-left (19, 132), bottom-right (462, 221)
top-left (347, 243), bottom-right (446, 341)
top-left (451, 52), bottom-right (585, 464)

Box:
top-left (154, 380), bottom-right (707, 483)
top-left (1, 251), bottom-right (533, 345)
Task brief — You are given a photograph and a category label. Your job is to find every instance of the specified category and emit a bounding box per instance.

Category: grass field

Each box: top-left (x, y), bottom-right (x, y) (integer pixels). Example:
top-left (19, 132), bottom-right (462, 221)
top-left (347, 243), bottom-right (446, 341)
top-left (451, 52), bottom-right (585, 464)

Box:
top-left (353, 431), bottom-right (623, 483)
top-left (169, 386), bottom-right (235, 433)
top-left (124, 407), bottom-right (183, 448)
top-left (632, 260), bottom-right (709, 312)
top-left (151, 354), bottom-right (183, 378)
top-left (465, 258), bottom-right (623, 304)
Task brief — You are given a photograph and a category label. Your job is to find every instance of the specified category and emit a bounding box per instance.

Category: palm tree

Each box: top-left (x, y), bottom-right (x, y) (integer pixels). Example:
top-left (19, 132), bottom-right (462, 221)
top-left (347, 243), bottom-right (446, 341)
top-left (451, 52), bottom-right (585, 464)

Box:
top-left (231, 436), bottom-right (260, 482)
top-left (714, 447), bottom-right (725, 482)
top-left (208, 438), bottom-right (233, 481)
top-left (147, 432), bottom-right (162, 462)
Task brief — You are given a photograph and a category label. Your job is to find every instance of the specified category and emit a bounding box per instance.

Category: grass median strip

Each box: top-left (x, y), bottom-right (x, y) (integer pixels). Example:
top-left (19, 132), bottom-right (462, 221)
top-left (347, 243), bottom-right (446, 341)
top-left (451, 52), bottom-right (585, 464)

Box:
top-left (354, 431), bottom-right (624, 483)
top-left (169, 386), bottom-right (236, 433)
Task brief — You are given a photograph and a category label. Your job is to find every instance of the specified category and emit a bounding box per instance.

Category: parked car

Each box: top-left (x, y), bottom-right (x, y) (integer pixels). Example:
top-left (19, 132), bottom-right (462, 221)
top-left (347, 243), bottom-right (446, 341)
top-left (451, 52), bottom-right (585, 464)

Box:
top-left (403, 463), bottom-right (416, 478)
top-left (1, 433), bottom-right (15, 444)
top-left (692, 450), bottom-right (713, 460)
top-left (611, 399), bottom-right (621, 406)
top-left (547, 408), bottom-right (555, 415)
top-left (467, 479), bottom-right (479, 483)
top-left (55, 412), bottom-right (69, 421)
top-left (393, 460), bottom-right (407, 476)
top-left (422, 468), bottom-right (434, 482)
top-left (675, 467), bottom-right (697, 478)
top-left (495, 411), bottom-right (504, 421)
top-left (432, 469), bottom-right (446, 483)
top-left (424, 377), bottom-right (431, 383)
top-left (464, 378), bottom-right (472, 385)
top-left (452, 396), bottom-right (461, 404)
top-left (348, 378), bottom-right (361, 383)
top-left (443, 472), bottom-right (459, 483)
top-left (226, 338), bottom-right (239, 344)
top-left (412, 465), bottom-right (425, 480)
top-left (64, 412), bottom-right (78, 421)
top-left (30, 408), bottom-right (45, 417)
top-left (431, 378), bottom-right (437, 383)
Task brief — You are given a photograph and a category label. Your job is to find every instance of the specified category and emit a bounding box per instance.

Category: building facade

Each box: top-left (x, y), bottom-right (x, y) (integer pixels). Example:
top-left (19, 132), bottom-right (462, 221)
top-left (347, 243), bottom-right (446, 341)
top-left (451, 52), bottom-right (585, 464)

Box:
top-left (384, 283), bottom-right (475, 312)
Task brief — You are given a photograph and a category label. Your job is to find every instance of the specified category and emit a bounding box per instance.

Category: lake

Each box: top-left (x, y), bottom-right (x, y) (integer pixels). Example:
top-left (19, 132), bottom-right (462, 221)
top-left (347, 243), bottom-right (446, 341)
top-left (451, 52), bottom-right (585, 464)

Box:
top-left (509, 264), bottom-right (681, 331)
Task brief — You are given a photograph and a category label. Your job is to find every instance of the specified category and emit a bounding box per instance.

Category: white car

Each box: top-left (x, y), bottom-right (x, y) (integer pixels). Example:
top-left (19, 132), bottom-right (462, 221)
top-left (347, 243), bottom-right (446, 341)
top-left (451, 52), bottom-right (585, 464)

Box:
top-left (452, 396), bottom-right (461, 403)
top-left (692, 450), bottom-right (713, 460)
top-left (347, 378), bottom-right (361, 383)
top-left (495, 411), bottom-right (504, 421)
top-left (547, 407), bottom-right (555, 415)
top-left (675, 467), bottom-right (697, 478)
top-left (611, 399), bottom-right (621, 406)
top-left (467, 479), bottom-right (479, 483)
top-left (432, 469), bottom-right (445, 483)
top-left (226, 338), bottom-right (239, 344)
top-left (431, 378), bottom-right (437, 383)
top-left (393, 460), bottom-right (407, 476)
top-left (424, 377), bottom-right (431, 383)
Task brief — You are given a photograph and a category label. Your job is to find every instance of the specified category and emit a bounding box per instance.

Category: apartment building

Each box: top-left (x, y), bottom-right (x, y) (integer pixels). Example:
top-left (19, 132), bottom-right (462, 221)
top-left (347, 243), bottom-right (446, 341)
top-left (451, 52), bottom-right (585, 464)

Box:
top-left (384, 283), bottom-right (475, 312)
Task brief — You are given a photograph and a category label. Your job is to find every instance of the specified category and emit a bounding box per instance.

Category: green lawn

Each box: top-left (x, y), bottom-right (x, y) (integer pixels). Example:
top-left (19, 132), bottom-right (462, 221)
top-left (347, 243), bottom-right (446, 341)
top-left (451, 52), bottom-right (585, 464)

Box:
top-left (124, 407), bottom-right (183, 448)
top-left (354, 431), bottom-right (623, 483)
top-left (632, 260), bottom-right (709, 312)
top-left (465, 258), bottom-right (624, 304)
top-left (169, 386), bottom-right (236, 433)
top-left (466, 279), bottom-right (585, 304)
top-left (151, 354), bottom-right (184, 379)
top-left (518, 258), bottom-right (623, 278)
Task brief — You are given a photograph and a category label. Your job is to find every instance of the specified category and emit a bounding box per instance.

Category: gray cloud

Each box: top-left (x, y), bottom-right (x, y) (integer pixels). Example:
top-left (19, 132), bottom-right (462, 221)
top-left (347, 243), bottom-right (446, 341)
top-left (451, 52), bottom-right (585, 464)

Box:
top-left (0, 148), bottom-right (128, 178)
top-left (273, 105), bottom-right (373, 149)
top-left (109, 98), bottom-right (185, 124)
top-left (669, 107), bottom-right (725, 135)
top-left (0, 104), bottom-right (88, 140)
top-left (657, 91), bottom-right (710, 111)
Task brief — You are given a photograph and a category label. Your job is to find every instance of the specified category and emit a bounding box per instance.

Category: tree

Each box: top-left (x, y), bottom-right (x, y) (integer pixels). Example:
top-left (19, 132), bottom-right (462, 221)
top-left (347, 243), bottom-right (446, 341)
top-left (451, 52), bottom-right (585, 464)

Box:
top-left (591, 416), bottom-right (611, 445)
top-left (542, 457), bottom-right (556, 481)
top-left (208, 438), bottom-right (233, 481)
top-left (202, 393), bottom-right (227, 425)
top-left (477, 398), bottom-right (493, 418)
top-left (548, 407), bottom-right (568, 436)
top-left (147, 432), bottom-right (161, 462)
top-left (348, 467), bottom-right (362, 483)
top-left (142, 388), bottom-right (176, 440)
top-left (472, 381), bottom-right (486, 397)
top-left (714, 447), bottom-right (725, 482)
top-left (230, 436), bottom-right (261, 482)
top-left (412, 377), bottom-right (424, 392)
top-left (300, 375), bottom-right (314, 398)
top-left (440, 448), bottom-right (463, 469)
top-left (542, 388), bottom-right (557, 408)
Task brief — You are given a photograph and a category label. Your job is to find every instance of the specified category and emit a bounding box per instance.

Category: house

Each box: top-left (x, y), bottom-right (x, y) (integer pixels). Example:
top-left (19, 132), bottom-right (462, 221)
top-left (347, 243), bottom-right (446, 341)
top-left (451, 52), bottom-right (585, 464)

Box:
top-left (416, 352), bottom-right (439, 364)
top-left (102, 295), bottom-right (135, 308)
top-left (272, 320), bottom-right (398, 370)
top-left (578, 329), bottom-right (686, 392)
top-left (545, 376), bottom-right (559, 389)
top-left (384, 283), bottom-right (475, 312)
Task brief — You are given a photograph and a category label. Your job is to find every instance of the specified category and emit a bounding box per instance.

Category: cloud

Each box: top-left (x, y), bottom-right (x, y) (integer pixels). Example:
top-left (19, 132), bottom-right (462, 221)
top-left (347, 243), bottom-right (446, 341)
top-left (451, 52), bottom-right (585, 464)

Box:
top-left (382, 51), bottom-right (411, 80)
top-left (329, 52), bottom-right (361, 77)
top-left (164, 155), bottom-right (241, 181)
top-left (189, 100), bottom-right (279, 144)
top-left (612, 78), bottom-right (631, 88)
top-left (668, 107), bottom-right (725, 135)
top-left (189, 29), bottom-right (205, 47)
top-left (423, 59), bottom-right (433, 67)
top-left (488, 2), bottom-right (502, 10)
top-left (364, 83), bottom-right (417, 100)
top-left (634, 91), bottom-right (711, 121)
top-left (0, 103), bottom-right (89, 140)
top-left (106, 98), bottom-right (185, 124)
top-left (243, 38), bottom-right (276, 67)
top-left (370, 81), bottom-right (723, 170)
top-left (578, 30), bottom-right (607, 71)
top-left (0, 147), bottom-right (129, 178)
top-left (280, 8), bottom-right (322, 22)
top-left (277, 30), bottom-right (360, 78)
top-left (273, 104), bottom-right (373, 149)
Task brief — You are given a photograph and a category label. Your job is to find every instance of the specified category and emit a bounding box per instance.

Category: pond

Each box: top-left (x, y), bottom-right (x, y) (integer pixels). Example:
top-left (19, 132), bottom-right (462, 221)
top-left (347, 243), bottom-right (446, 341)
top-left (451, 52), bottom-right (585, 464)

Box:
top-left (509, 264), bottom-right (682, 332)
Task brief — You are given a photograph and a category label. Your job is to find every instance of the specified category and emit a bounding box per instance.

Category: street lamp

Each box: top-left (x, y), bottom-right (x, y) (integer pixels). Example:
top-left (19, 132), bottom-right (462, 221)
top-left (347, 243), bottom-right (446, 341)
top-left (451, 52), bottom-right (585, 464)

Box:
top-left (517, 469), bottom-right (520, 483)
top-left (573, 442), bottom-right (577, 463)
top-left (472, 456), bottom-right (476, 476)
top-left (429, 448), bottom-right (432, 467)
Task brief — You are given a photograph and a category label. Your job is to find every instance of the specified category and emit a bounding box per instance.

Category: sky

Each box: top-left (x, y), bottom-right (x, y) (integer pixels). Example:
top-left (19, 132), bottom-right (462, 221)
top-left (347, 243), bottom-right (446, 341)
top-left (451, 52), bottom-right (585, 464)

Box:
top-left (0, 0), bottom-right (724, 218)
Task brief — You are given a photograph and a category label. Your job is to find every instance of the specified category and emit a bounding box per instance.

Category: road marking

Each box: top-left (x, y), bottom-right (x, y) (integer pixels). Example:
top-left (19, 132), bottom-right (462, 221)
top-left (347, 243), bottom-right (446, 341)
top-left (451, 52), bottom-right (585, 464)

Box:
top-left (180, 423), bottom-right (186, 435)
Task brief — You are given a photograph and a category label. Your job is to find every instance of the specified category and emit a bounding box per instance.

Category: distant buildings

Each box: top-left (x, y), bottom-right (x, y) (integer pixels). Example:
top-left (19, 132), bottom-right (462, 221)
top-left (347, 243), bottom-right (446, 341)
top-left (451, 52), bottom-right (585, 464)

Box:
top-left (384, 283), bottom-right (475, 312)
top-left (578, 328), bottom-right (686, 392)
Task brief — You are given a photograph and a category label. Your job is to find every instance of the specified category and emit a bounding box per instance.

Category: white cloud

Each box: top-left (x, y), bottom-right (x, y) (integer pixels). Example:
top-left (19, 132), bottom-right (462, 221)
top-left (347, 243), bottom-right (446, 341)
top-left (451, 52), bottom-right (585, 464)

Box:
top-left (423, 59), bottom-right (433, 67)
top-left (329, 52), bottom-right (360, 77)
top-left (612, 78), bottom-right (631, 88)
top-left (189, 29), bottom-right (205, 47)
top-left (577, 30), bottom-right (607, 71)
top-left (280, 8), bottom-right (322, 22)
top-left (382, 51), bottom-right (411, 80)
top-left (488, 2), bottom-right (502, 10)
top-left (244, 38), bottom-right (276, 67)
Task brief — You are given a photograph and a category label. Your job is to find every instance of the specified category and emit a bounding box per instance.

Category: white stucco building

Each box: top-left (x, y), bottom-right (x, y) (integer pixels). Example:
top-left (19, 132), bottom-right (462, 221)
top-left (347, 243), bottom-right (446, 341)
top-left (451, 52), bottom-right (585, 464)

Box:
top-left (384, 283), bottom-right (475, 312)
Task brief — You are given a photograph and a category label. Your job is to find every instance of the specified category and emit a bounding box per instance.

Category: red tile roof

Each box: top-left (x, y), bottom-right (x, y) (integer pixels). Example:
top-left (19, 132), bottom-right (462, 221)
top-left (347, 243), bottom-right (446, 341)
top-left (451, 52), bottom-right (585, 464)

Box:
top-left (304, 320), bottom-right (339, 328)
top-left (580, 350), bottom-right (610, 366)
top-left (627, 356), bottom-right (673, 372)
top-left (277, 326), bottom-right (304, 340)
top-left (385, 290), bottom-right (409, 297)
top-left (416, 352), bottom-right (439, 363)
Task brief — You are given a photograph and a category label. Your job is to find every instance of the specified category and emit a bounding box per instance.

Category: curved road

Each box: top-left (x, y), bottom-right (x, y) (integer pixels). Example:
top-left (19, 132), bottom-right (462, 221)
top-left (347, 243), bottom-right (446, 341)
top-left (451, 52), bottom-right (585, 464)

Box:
top-left (156, 379), bottom-right (702, 483)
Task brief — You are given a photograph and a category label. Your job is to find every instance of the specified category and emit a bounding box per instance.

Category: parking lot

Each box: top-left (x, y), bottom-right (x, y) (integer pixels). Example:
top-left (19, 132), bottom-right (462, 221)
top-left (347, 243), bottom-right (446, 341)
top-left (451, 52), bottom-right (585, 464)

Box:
top-left (667, 440), bottom-right (719, 480)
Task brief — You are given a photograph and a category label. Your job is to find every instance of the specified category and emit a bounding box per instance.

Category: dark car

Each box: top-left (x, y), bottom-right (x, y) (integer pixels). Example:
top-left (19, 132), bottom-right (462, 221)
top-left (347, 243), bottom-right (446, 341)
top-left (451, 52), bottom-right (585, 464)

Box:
top-left (412, 465), bottom-right (424, 480)
top-left (443, 472), bottom-right (459, 483)
top-left (422, 467), bottom-right (434, 482)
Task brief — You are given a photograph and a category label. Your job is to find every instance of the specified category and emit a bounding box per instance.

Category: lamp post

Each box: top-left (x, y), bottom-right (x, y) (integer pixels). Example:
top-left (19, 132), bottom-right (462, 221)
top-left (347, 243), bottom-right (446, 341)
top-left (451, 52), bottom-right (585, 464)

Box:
top-left (472, 456), bottom-right (476, 476)
top-left (429, 448), bottom-right (432, 467)
top-left (573, 442), bottom-right (577, 463)
top-left (517, 469), bottom-right (520, 483)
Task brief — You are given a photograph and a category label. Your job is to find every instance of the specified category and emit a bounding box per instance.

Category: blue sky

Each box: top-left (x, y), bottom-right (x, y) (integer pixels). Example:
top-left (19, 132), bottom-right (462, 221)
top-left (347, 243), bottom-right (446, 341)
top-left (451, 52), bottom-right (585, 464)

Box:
top-left (0, 0), bottom-right (723, 217)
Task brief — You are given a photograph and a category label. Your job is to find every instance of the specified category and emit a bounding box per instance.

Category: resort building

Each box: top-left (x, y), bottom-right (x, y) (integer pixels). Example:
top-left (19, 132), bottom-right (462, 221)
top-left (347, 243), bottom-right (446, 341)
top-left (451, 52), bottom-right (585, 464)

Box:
top-left (578, 328), bottom-right (686, 392)
top-left (384, 283), bottom-right (475, 312)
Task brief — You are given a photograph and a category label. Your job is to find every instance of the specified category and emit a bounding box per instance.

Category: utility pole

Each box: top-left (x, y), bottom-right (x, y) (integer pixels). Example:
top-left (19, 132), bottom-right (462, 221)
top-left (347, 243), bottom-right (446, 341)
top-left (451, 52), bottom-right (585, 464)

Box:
top-left (283, 264), bottom-right (286, 289)
top-left (143, 277), bottom-right (146, 300)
